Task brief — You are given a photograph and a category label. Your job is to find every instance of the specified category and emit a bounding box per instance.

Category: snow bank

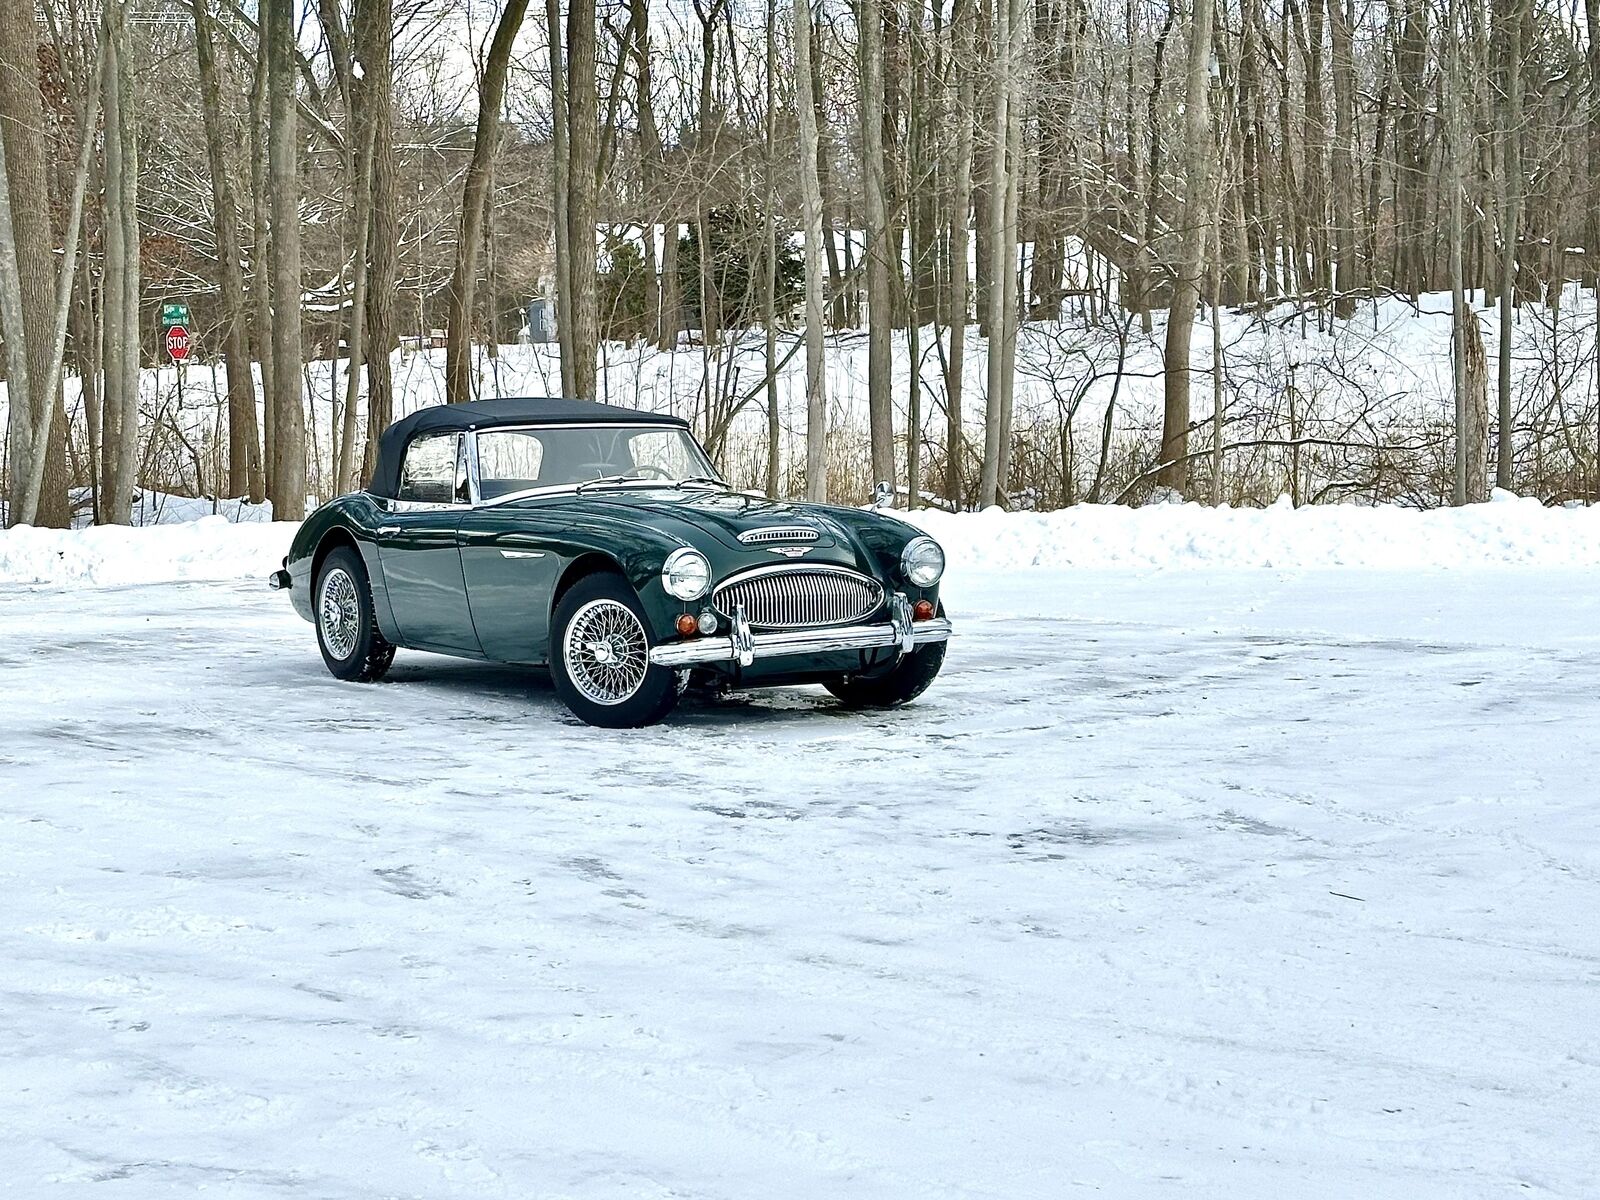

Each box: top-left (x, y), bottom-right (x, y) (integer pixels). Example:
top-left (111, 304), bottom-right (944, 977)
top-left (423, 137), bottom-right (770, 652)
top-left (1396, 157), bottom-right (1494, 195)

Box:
top-left (908, 491), bottom-right (1600, 571)
top-left (0, 516), bottom-right (293, 587)
top-left (3, 492), bottom-right (1597, 588)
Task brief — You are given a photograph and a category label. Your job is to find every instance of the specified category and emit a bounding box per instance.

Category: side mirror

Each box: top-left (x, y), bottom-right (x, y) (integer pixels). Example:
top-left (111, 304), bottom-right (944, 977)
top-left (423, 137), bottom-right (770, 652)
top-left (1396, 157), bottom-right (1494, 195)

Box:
top-left (873, 480), bottom-right (894, 510)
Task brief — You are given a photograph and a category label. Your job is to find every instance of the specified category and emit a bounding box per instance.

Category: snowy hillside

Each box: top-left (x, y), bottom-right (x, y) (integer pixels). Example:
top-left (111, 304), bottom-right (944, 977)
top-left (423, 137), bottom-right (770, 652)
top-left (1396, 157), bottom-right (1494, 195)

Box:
top-left (4, 492), bottom-right (1599, 588)
top-left (6, 290), bottom-right (1599, 512)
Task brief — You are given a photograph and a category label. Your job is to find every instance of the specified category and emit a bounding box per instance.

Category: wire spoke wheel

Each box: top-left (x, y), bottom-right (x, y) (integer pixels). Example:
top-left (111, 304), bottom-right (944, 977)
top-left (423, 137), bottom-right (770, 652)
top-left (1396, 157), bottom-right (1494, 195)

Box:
top-left (318, 567), bottom-right (362, 661)
top-left (563, 598), bottom-right (650, 705)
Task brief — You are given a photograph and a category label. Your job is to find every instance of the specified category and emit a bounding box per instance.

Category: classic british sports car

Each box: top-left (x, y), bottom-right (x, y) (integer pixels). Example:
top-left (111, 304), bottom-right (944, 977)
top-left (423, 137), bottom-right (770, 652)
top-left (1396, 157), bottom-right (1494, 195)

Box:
top-left (270, 398), bottom-right (952, 726)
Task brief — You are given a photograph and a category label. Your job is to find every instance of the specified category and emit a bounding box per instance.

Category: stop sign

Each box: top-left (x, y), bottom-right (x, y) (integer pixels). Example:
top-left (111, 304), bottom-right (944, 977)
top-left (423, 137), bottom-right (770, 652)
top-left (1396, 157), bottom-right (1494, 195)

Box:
top-left (166, 325), bottom-right (191, 362)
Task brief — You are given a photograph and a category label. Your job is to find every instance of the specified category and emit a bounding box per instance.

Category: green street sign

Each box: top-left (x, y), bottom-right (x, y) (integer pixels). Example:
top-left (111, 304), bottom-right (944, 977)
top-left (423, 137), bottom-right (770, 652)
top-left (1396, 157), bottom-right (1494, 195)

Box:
top-left (161, 302), bottom-right (191, 328)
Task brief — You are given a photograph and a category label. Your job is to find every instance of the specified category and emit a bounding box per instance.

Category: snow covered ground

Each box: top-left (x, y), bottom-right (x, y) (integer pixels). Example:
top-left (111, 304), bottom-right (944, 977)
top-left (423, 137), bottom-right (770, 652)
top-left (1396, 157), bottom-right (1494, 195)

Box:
top-left (2, 510), bottom-right (1598, 1196)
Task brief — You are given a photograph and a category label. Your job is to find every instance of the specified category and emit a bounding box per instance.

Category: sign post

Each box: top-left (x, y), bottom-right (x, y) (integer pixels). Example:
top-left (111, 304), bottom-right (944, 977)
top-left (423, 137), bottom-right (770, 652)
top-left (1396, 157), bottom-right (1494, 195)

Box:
top-left (162, 303), bottom-right (193, 463)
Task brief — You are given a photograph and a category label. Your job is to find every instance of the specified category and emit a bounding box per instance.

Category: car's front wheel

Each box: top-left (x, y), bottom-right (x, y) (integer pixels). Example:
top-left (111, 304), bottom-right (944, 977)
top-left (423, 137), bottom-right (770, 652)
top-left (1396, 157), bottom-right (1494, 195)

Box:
top-left (315, 545), bottom-right (395, 682)
top-left (824, 639), bottom-right (946, 709)
top-left (550, 573), bottom-right (680, 728)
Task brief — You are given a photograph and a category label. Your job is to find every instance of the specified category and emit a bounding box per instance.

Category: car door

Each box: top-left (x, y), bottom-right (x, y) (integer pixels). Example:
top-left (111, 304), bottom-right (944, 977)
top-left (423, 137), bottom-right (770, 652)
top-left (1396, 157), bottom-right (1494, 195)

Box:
top-left (376, 431), bottom-right (483, 655)
top-left (457, 429), bottom-right (560, 663)
top-left (458, 510), bottom-right (562, 663)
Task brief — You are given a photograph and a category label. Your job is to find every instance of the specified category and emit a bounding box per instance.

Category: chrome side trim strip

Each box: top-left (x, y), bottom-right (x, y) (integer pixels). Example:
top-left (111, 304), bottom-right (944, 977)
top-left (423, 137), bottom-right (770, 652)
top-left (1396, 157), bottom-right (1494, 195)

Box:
top-left (648, 616), bottom-right (952, 667)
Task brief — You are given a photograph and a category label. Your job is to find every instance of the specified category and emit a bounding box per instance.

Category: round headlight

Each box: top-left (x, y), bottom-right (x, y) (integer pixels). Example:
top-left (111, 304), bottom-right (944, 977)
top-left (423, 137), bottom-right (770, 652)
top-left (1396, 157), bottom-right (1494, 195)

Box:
top-left (662, 548), bottom-right (712, 600)
top-left (900, 536), bottom-right (945, 587)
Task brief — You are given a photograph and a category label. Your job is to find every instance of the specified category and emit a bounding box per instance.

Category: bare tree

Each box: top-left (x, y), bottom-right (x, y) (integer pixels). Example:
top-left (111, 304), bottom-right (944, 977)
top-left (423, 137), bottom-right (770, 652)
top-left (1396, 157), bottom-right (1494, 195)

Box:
top-left (859, 0), bottom-right (895, 490)
top-left (979, 0), bottom-right (1020, 505)
top-left (1493, 0), bottom-right (1523, 490)
top-left (265, 0), bottom-right (306, 518)
top-left (101, 0), bottom-right (141, 526)
top-left (446, 0), bottom-right (531, 406)
top-left (547, 0), bottom-right (574, 393)
top-left (566, 0), bottom-right (600, 398)
top-left (359, 0), bottom-right (399, 476)
top-left (0, 0), bottom-right (70, 526)
top-left (1155, 0), bottom-right (1215, 494)
top-left (943, 0), bottom-right (975, 506)
top-left (193, 0), bottom-right (263, 501)
top-left (795, 0), bottom-right (829, 500)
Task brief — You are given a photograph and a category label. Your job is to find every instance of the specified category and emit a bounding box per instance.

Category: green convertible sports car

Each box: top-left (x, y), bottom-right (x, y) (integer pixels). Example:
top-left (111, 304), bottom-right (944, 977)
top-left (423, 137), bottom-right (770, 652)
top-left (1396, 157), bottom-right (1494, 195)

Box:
top-left (270, 398), bottom-right (952, 727)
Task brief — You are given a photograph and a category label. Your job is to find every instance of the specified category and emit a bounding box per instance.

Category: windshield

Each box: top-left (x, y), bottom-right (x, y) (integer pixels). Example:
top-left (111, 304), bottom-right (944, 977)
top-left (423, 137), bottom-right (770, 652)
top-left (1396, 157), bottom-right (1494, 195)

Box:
top-left (475, 424), bottom-right (722, 501)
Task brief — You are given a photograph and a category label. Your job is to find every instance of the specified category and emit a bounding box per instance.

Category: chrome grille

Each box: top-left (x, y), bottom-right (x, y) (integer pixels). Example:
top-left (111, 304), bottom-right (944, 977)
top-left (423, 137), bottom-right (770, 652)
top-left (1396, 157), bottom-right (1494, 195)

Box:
top-left (714, 567), bottom-right (883, 629)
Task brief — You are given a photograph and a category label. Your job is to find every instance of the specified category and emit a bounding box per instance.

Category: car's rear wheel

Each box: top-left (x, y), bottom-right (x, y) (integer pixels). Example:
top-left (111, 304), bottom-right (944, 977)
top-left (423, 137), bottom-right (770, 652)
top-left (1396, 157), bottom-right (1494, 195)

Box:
top-left (550, 573), bottom-right (680, 727)
top-left (315, 546), bottom-right (395, 682)
top-left (824, 639), bottom-right (946, 709)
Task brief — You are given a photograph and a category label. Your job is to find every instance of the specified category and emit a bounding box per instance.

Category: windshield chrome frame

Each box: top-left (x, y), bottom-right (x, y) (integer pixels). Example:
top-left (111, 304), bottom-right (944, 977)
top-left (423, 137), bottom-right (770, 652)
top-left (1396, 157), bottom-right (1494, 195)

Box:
top-left (465, 421), bottom-right (725, 509)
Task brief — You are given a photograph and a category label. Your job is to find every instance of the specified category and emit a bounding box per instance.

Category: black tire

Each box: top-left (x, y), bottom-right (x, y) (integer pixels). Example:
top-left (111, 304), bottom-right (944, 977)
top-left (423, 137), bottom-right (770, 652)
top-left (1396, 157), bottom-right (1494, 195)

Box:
top-left (824, 639), bottom-right (946, 709)
top-left (549, 572), bottom-right (680, 728)
top-left (314, 545), bottom-right (395, 682)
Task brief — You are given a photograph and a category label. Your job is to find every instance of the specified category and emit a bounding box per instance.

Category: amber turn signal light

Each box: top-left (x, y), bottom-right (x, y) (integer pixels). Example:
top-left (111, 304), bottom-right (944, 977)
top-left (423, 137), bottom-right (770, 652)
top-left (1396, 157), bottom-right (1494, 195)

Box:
top-left (912, 599), bottom-right (935, 621)
top-left (675, 613), bottom-right (700, 636)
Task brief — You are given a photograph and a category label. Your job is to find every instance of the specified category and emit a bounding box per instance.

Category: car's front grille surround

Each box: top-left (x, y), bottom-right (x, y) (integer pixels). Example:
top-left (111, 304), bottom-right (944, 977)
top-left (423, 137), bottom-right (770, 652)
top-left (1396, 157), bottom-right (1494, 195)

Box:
top-left (713, 566), bottom-right (884, 630)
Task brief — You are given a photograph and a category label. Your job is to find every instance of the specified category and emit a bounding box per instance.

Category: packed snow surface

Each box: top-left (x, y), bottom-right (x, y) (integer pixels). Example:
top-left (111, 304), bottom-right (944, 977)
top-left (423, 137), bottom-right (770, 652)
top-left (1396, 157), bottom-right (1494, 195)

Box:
top-left (2, 552), bottom-right (1597, 1196)
top-left (4, 493), bottom-right (1600, 588)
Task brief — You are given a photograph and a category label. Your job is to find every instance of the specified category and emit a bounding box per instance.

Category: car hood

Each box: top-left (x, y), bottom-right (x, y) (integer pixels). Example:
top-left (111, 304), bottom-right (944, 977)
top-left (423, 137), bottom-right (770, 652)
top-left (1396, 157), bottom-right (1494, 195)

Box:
top-left (592, 488), bottom-right (868, 557)
top-left (507, 487), bottom-right (918, 579)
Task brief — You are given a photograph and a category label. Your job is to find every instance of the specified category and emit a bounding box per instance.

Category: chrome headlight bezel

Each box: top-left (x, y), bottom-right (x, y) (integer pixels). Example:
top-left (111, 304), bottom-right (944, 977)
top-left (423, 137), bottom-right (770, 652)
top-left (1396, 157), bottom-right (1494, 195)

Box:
top-left (900, 536), bottom-right (945, 587)
top-left (662, 547), bottom-right (712, 600)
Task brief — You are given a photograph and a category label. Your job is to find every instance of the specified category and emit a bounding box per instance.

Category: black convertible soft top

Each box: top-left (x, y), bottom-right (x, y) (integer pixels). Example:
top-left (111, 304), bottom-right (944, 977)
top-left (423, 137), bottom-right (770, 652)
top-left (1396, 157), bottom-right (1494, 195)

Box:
top-left (368, 397), bottom-right (690, 499)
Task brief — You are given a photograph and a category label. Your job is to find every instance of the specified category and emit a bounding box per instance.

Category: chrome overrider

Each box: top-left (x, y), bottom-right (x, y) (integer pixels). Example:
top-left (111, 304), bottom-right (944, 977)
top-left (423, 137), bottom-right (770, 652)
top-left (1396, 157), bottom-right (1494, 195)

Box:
top-left (648, 592), bottom-right (952, 669)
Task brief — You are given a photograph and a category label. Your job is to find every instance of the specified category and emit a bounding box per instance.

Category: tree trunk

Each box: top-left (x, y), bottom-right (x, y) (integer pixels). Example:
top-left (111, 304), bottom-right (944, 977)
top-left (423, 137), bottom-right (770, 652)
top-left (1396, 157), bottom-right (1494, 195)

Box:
top-left (978, 0), bottom-right (1014, 505)
top-left (566, 0), bottom-right (600, 398)
top-left (543, 0), bottom-right (575, 391)
top-left (761, 0), bottom-right (779, 495)
top-left (0, 0), bottom-right (70, 526)
top-left (445, 0), bottom-right (530, 406)
top-left (631, 0), bottom-right (667, 351)
top-left (1329, 0), bottom-right (1360, 316)
top-left (1494, 0), bottom-right (1521, 490)
top-left (860, 0), bottom-right (896, 491)
top-left (0, 133), bottom-right (34, 528)
top-left (10, 35), bottom-right (102, 528)
top-left (99, 3), bottom-right (141, 526)
top-left (193, 0), bottom-right (263, 501)
top-left (336, 61), bottom-right (377, 493)
top-left (360, 0), bottom-right (398, 479)
top-left (944, 0), bottom-right (974, 507)
top-left (795, 0), bottom-right (830, 501)
top-left (1156, 0), bottom-right (1215, 494)
top-left (996, 6), bottom-right (1022, 497)
top-left (249, 43), bottom-right (277, 500)
top-left (266, 0), bottom-right (306, 519)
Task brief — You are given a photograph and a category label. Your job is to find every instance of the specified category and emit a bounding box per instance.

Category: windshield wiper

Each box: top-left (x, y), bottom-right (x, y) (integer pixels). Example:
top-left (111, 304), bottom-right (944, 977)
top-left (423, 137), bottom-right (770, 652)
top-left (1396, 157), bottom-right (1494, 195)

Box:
top-left (575, 474), bottom-right (728, 494)
top-left (574, 474), bottom-right (639, 493)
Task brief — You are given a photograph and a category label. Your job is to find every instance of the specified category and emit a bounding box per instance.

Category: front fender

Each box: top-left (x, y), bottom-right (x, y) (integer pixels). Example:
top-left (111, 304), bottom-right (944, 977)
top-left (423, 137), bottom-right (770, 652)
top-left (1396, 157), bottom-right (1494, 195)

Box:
top-left (284, 495), bottom-right (396, 640)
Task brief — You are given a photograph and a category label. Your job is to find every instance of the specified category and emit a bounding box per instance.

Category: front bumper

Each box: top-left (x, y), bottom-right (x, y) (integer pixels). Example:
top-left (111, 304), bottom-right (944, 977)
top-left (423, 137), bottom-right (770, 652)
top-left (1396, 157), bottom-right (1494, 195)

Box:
top-left (648, 593), bottom-right (951, 668)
